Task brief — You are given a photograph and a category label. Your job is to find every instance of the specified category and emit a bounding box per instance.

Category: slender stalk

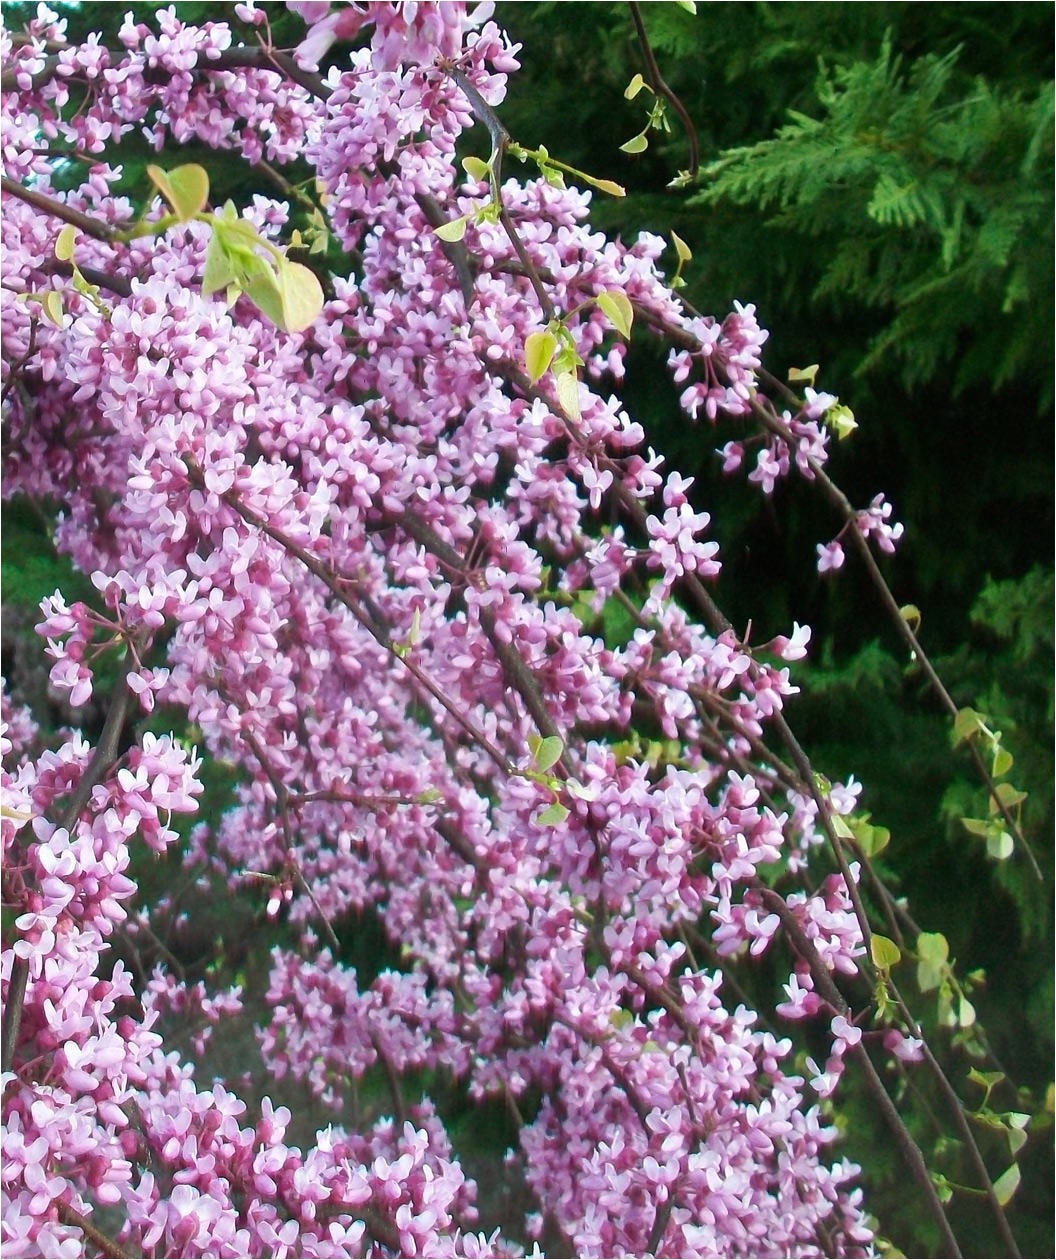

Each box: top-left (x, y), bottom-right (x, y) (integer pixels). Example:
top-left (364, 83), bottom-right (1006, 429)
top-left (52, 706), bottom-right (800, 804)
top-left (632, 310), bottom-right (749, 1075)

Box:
top-left (627, 1), bottom-right (700, 178)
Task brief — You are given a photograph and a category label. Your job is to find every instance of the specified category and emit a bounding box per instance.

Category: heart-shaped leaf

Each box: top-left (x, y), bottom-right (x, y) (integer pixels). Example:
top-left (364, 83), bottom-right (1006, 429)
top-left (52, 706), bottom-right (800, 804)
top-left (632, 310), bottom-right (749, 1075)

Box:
top-left (148, 163), bottom-right (210, 221)
top-left (55, 225), bottom-right (76, 262)
top-left (525, 329), bottom-right (558, 384)
top-left (434, 215), bottom-right (468, 243)
top-left (597, 290), bottom-right (634, 339)
top-left (276, 259), bottom-right (324, 334)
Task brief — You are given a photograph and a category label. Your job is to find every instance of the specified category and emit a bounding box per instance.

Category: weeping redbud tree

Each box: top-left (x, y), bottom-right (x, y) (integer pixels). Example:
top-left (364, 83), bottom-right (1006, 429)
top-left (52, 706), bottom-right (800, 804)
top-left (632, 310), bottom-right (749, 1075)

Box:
top-left (0, 4), bottom-right (1039, 1258)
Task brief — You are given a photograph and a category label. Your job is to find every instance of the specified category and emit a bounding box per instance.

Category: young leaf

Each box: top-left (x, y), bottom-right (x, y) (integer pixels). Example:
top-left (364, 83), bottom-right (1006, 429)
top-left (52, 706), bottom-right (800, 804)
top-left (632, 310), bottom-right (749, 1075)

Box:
top-left (952, 706), bottom-right (987, 745)
top-left (620, 133), bottom-right (649, 155)
top-left (42, 290), bottom-right (65, 327)
top-left (596, 290), bottom-right (634, 339)
top-left (829, 404), bottom-right (858, 439)
top-left (830, 813), bottom-right (855, 840)
top-left (993, 1163), bottom-right (1021, 1206)
top-left (201, 229), bottom-right (238, 296)
top-left (433, 215), bottom-right (469, 243)
top-left (524, 329), bottom-right (558, 384)
top-left (916, 931), bottom-right (948, 992)
top-left (275, 259), bottom-right (324, 334)
top-left (537, 801), bottom-right (570, 827)
top-left (899, 604), bottom-right (922, 633)
top-left (55, 225), bottom-right (76, 262)
top-left (992, 745), bottom-right (1014, 777)
top-left (245, 266), bottom-right (286, 331)
top-left (787, 363), bottom-right (819, 385)
top-left (586, 177), bottom-right (626, 198)
top-left (871, 934), bottom-right (902, 970)
top-left (533, 735), bottom-right (564, 774)
top-left (986, 830), bottom-right (1015, 861)
top-left (624, 73), bottom-right (647, 101)
top-left (555, 370), bottom-right (582, 421)
top-left (990, 782), bottom-right (1026, 811)
top-left (461, 156), bottom-right (491, 183)
top-left (147, 163), bottom-right (209, 221)
top-left (671, 231), bottom-right (692, 263)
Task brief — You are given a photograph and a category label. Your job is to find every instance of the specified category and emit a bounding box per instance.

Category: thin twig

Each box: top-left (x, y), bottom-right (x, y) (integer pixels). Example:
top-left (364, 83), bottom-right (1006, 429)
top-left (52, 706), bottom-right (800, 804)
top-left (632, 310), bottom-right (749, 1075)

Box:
top-left (55, 1200), bottom-right (135, 1260)
top-left (627, 2), bottom-right (700, 179)
top-left (1, 175), bottom-right (119, 241)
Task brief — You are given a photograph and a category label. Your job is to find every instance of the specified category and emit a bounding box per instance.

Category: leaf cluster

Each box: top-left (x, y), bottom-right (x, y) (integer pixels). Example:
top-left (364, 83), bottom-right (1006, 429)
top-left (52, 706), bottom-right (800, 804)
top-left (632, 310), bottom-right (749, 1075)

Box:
top-left (694, 38), bottom-right (1054, 399)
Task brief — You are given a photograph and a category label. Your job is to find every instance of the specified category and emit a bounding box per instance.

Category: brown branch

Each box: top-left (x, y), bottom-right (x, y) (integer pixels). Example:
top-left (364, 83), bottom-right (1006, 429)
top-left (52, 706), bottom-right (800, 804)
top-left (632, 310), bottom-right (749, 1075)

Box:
top-left (0, 957), bottom-right (29, 1073)
top-left (1, 176), bottom-right (119, 241)
top-left (55, 1200), bottom-right (135, 1260)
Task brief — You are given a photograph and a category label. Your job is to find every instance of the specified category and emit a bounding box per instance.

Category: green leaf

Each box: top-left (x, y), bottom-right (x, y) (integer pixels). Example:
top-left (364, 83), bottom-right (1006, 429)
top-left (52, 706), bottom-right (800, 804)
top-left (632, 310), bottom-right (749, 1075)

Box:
top-left (829, 404), bottom-right (858, 438)
top-left (958, 994), bottom-right (977, 1027)
top-left (619, 133), bottom-right (649, 155)
top-left (587, 178), bottom-right (626, 198)
top-left (533, 735), bottom-right (564, 774)
top-left (986, 830), bottom-right (1015, 861)
top-left (624, 73), bottom-right (648, 101)
top-left (275, 259), bottom-right (324, 334)
top-left (525, 329), bottom-right (558, 384)
top-left (830, 813), bottom-right (855, 840)
top-left (871, 934), bottom-right (902, 970)
top-left (967, 1067), bottom-right (1005, 1095)
top-left (244, 266), bottom-right (286, 330)
top-left (992, 746), bottom-right (1014, 777)
top-left (673, 0), bottom-right (697, 11)
top-left (916, 931), bottom-right (949, 992)
top-left (596, 290), bottom-right (634, 339)
top-left (990, 781), bottom-right (1026, 811)
top-left (852, 818), bottom-right (891, 857)
top-left (537, 801), bottom-right (570, 827)
top-left (961, 817), bottom-right (990, 837)
top-left (147, 162), bottom-right (209, 221)
top-left (952, 706), bottom-right (988, 746)
top-left (201, 229), bottom-right (238, 296)
top-left (787, 364), bottom-right (819, 385)
top-left (555, 370), bottom-right (582, 421)
top-left (671, 231), bottom-right (692, 263)
top-left (433, 215), bottom-right (468, 243)
top-left (899, 604), bottom-right (922, 633)
top-left (993, 1163), bottom-right (1021, 1207)
top-left (55, 225), bottom-right (76, 262)
top-left (42, 290), bottom-right (64, 327)
top-left (461, 156), bottom-right (491, 182)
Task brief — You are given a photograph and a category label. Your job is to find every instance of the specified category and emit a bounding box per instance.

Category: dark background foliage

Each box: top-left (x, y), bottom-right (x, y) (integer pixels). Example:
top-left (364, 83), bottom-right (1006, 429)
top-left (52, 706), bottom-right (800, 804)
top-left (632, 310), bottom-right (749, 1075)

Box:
top-left (2, 3), bottom-right (1052, 1254)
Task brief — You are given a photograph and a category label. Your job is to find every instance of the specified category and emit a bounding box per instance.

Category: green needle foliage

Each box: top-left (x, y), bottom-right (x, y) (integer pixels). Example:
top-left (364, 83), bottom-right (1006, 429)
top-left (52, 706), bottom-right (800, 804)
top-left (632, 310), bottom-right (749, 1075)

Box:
top-left (694, 37), bottom-right (1055, 401)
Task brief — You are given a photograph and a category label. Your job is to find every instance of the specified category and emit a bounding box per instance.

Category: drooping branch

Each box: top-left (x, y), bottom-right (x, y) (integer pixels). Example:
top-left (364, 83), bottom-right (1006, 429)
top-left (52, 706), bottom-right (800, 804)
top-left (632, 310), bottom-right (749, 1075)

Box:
top-left (627, 1), bottom-right (700, 180)
top-left (0, 175), bottom-right (119, 241)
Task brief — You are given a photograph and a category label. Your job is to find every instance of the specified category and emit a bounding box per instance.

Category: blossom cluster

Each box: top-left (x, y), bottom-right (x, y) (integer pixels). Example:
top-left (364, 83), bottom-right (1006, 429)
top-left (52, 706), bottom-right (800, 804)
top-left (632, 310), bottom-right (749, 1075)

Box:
top-left (1, 3), bottom-right (892, 1257)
